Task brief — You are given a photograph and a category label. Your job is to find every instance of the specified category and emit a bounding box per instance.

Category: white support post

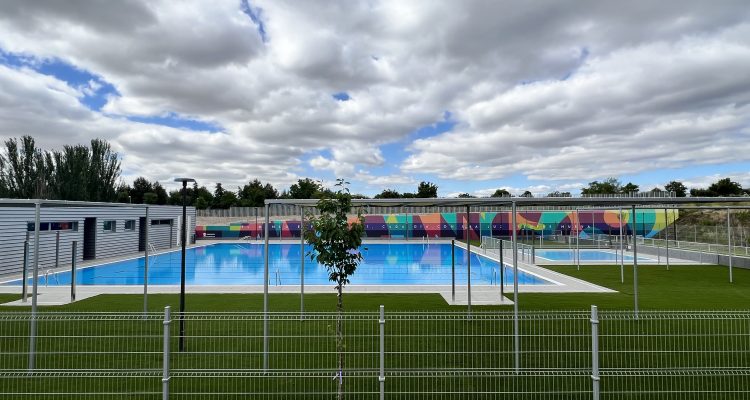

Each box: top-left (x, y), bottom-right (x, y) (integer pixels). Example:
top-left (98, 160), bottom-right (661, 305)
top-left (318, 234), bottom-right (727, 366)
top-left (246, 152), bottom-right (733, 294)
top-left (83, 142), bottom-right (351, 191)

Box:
top-left (263, 204), bottom-right (270, 370)
top-left (632, 205), bottom-right (639, 319)
top-left (728, 207), bottom-right (733, 283)
top-left (619, 207), bottom-right (624, 283)
top-left (665, 208), bottom-right (670, 270)
top-left (144, 206), bottom-right (150, 316)
top-left (576, 208), bottom-right (581, 270)
top-left (70, 241), bottom-right (77, 302)
top-left (591, 305), bottom-right (600, 400)
top-left (29, 201), bottom-right (41, 371)
top-left (379, 305), bottom-right (385, 400)
top-left (300, 205), bottom-right (305, 319)
top-left (466, 205), bottom-right (471, 317)
top-left (512, 201), bottom-right (520, 373)
top-left (162, 306), bottom-right (171, 400)
top-left (22, 238), bottom-right (29, 302)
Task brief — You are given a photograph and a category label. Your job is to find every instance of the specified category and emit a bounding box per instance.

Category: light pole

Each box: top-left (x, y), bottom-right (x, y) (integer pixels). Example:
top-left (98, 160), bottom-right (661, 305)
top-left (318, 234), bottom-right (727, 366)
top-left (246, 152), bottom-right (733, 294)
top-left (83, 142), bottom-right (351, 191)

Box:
top-left (174, 177), bottom-right (195, 352)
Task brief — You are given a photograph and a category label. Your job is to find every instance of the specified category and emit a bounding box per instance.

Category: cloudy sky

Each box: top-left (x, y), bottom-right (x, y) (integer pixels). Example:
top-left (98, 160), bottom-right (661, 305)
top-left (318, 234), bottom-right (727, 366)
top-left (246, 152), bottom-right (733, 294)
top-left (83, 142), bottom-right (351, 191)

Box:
top-left (1, 0), bottom-right (749, 197)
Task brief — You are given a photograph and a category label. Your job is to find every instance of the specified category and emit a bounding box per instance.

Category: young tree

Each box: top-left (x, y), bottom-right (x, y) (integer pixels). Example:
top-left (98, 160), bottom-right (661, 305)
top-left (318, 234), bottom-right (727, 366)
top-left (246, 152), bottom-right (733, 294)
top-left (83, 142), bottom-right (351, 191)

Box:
top-left (304, 179), bottom-right (365, 400)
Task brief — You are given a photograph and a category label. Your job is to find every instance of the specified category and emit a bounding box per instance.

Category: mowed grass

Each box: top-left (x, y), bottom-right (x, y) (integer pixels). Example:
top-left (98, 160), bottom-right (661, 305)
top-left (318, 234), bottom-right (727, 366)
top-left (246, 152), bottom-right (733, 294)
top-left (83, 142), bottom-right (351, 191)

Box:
top-left (2, 264), bottom-right (750, 399)
top-left (0, 263), bottom-right (746, 312)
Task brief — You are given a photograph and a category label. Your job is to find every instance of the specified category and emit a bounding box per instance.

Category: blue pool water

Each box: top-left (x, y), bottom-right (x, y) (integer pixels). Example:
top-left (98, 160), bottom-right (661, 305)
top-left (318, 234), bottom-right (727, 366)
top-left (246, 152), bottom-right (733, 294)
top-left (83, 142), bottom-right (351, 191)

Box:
top-left (4, 243), bottom-right (550, 286)
top-left (535, 249), bottom-right (651, 262)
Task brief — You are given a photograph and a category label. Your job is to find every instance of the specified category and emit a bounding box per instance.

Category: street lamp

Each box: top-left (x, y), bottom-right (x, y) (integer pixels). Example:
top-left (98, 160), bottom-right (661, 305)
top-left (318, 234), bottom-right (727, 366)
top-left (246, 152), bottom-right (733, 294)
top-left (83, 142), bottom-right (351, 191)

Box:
top-left (174, 177), bottom-right (195, 352)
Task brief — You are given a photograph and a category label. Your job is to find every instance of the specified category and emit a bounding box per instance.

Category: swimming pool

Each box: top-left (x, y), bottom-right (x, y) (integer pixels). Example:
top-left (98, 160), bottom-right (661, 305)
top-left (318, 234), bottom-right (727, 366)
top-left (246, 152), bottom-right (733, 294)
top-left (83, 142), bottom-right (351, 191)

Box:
top-left (535, 249), bottom-right (652, 262)
top-left (4, 243), bottom-right (550, 286)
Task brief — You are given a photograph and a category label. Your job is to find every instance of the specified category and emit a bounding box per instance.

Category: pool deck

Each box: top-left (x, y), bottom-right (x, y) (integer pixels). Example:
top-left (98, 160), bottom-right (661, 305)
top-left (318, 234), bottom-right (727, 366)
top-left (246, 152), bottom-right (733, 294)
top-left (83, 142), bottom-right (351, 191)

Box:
top-left (2, 239), bottom-right (627, 307)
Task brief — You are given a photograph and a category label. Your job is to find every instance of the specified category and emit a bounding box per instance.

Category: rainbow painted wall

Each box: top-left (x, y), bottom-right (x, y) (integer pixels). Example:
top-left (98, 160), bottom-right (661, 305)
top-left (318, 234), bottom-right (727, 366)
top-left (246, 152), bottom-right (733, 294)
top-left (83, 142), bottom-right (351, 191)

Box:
top-left (196, 209), bottom-right (678, 240)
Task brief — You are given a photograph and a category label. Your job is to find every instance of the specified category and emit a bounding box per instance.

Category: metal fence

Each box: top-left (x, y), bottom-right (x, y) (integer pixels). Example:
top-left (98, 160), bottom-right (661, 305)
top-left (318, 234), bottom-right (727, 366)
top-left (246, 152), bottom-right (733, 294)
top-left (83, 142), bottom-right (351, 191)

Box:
top-left (1, 309), bottom-right (749, 399)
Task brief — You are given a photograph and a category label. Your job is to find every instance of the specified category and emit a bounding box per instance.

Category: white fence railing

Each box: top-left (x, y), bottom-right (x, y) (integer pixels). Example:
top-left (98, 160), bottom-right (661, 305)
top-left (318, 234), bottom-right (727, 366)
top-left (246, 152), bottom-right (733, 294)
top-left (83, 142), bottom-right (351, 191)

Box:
top-left (637, 237), bottom-right (750, 257)
top-left (1, 309), bottom-right (749, 399)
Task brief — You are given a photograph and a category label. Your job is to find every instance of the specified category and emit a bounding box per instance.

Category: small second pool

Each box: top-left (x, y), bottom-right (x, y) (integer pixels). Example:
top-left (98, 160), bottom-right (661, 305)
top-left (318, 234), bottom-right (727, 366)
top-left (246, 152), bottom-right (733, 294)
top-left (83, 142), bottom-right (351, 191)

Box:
top-left (536, 249), bottom-right (652, 262)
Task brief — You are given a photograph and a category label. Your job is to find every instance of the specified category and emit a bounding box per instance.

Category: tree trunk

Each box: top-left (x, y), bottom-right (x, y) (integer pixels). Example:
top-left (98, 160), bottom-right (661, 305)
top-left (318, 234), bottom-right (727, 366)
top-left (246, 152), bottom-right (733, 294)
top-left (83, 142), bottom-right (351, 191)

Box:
top-left (336, 277), bottom-right (344, 400)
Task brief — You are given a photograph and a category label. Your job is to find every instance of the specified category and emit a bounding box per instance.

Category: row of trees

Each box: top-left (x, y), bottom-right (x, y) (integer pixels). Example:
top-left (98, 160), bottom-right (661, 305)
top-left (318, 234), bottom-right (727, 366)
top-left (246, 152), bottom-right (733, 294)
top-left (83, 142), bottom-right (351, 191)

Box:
top-left (581, 178), bottom-right (748, 198)
top-left (0, 136), bottom-right (121, 201)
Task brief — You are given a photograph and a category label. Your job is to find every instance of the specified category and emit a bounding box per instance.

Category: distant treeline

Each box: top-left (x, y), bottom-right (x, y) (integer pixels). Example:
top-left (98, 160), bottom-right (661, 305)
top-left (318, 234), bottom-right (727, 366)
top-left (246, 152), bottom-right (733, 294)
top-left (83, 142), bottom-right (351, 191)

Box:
top-left (1, 136), bottom-right (746, 209)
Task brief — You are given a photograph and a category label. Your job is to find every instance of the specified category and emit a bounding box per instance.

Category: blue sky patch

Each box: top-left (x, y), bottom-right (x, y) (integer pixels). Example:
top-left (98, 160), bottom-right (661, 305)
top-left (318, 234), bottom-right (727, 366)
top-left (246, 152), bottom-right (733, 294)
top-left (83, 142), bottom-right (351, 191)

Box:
top-left (332, 92), bottom-right (351, 101)
top-left (125, 113), bottom-right (223, 133)
top-left (0, 48), bottom-right (118, 111)
top-left (240, 0), bottom-right (268, 43)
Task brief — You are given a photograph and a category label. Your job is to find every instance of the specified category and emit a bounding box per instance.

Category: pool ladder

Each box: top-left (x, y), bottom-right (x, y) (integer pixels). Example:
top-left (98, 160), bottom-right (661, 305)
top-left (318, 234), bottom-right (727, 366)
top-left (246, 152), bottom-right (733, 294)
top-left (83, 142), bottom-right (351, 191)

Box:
top-left (44, 269), bottom-right (60, 287)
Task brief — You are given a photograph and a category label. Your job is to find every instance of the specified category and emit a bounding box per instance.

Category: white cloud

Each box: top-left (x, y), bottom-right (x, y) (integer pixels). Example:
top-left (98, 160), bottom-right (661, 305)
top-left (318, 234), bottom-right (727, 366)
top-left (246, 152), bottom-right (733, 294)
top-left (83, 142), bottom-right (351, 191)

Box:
top-left (0, 0), bottom-right (749, 194)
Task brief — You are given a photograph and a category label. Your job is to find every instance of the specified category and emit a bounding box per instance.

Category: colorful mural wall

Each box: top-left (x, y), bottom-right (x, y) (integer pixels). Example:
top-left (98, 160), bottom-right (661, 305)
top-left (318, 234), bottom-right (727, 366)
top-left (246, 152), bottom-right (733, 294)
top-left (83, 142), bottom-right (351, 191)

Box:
top-left (196, 209), bottom-right (678, 240)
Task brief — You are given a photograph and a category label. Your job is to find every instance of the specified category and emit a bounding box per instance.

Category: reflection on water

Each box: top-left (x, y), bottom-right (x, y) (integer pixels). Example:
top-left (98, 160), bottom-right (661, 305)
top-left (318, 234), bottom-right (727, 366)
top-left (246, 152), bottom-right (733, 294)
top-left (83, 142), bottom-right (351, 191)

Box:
top-left (7, 243), bottom-right (549, 286)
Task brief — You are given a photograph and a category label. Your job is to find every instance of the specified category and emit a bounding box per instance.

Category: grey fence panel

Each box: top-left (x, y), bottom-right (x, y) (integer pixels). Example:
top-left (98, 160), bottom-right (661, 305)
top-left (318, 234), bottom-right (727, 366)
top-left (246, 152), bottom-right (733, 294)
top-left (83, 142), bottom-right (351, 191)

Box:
top-left (1, 310), bottom-right (749, 399)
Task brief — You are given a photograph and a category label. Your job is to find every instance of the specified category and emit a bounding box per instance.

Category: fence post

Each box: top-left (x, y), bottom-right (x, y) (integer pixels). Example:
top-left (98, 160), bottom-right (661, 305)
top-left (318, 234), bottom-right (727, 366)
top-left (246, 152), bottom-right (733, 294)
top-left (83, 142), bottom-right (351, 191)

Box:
top-left (22, 239), bottom-right (29, 302)
top-left (727, 207), bottom-right (733, 283)
top-left (163, 306), bottom-right (171, 400)
top-left (451, 240), bottom-right (455, 303)
top-left (499, 239), bottom-right (504, 299)
top-left (379, 305), bottom-right (385, 400)
top-left (55, 230), bottom-right (60, 270)
top-left (590, 305), bottom-right (600, 400)
top-left (70, 241), bottom-right (77, 302)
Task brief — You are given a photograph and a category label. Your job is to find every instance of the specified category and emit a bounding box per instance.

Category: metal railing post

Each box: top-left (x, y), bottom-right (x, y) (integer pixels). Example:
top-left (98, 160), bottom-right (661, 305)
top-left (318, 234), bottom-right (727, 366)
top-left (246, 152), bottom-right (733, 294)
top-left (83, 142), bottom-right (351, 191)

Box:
top-left (511, 201), bottom-right (520, 372)
top-left (619, 207), bottom-right (624, 283)
top-left (162, 306), bottom-right (171, 400)
top-left (22, 239), bottom-right (29, 302)
top-left (466, 205), bottom-right (471, 318)
top-left (70, 241), bottom-right (77, 302)
top-left (300, 205), bottom-right (305, 320)
top-left (727, 207), bottom-right (733, 283)
top-left (263, 204), bottom-right (270, 371)
top-left (144, 206), bottom-right (150, 317)
top-left (451, 240), bottom-right (455, 303)
top-left (499, 239), bottom-right (504, 299)
top-left (29, 201), bottom-right (41, 371)
top-left (591, 305), bottom-right (600, 400)
top-left (665, 208), bottom-right (670, 270)
top-left (379, 305), bottom-right (385, 400)
top-left (575, 209), bottom-right (581, 270)
top-left (632, 205), bottom-right (639, 319)
top-left (55, 230), bottom-right (60, 270)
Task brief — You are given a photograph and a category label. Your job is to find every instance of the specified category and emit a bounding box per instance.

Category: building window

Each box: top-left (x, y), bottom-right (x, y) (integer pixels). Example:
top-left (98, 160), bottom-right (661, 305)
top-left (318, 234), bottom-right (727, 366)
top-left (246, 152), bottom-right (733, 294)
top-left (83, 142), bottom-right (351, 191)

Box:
top-left (103, 220), bottom-right (117, 232)
top-left (124, 220), bottom-right (136, 231)
top-left (27, 221), bottom-right (78, 232)
top-left (151, 219), bottom-right (173, 225)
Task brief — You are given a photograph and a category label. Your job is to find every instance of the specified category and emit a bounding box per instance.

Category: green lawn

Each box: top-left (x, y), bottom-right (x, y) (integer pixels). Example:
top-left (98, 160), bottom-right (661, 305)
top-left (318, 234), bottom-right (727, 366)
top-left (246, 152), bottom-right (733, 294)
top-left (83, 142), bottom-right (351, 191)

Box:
top-left (2, 263), bottom-right (744, 312)
top-left (522, 263), bottom-right (750, 310)
top-left (2, 265), bottom-right (749, 399)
